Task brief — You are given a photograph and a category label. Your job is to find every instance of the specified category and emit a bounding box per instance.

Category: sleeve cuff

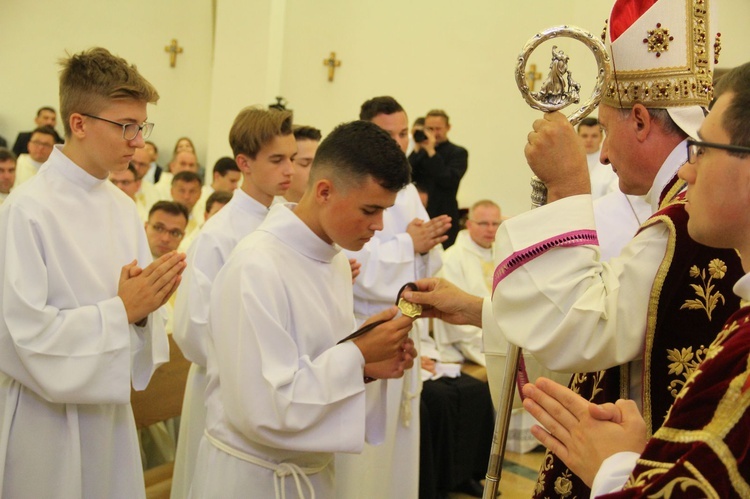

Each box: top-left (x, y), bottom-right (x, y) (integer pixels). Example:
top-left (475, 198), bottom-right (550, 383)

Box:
top-left (591, 451), bottom-right (640, 496)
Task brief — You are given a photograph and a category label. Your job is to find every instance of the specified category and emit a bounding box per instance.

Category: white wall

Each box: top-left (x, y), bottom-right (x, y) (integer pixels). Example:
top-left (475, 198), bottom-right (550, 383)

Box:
top-left (205, 0), bottom-right (288, 166)
top-left (276, 0), bottom-right (750, 216)
top-left (3, 0), bottom-right (749, 214)
top-left (0, 0), bottom-right (214, 168)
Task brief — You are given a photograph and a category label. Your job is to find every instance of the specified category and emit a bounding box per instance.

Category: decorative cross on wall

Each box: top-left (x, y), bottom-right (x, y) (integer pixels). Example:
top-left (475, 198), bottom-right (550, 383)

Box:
top-left (323, 52), bottom-right (341, 82)
top-left (165, 39), bottom-right (183, 68)
top-left (526, 64), bottom-right (543, 91)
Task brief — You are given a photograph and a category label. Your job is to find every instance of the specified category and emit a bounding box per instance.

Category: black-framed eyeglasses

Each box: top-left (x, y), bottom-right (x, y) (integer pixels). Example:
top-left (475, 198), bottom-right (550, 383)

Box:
top-left (687, 138), bottom-right (750, 164)
top-left (147, 223), bottom-right (184, 239)
top-left (82, 113), bottom-right (154, 140)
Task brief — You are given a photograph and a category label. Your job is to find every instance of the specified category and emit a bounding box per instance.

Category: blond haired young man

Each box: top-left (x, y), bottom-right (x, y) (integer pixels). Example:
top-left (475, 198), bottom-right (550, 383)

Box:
top-left (171, 106), bottom-right (296, 498)
top-left (0, 47), bottom-right (184, 498)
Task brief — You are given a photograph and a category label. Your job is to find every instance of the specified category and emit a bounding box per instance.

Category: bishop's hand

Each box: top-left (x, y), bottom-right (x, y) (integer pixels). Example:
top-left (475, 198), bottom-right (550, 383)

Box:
top-left (524, 111), bottom-right (590, 202)
top-left (402, 277), bottom-right (484, 328)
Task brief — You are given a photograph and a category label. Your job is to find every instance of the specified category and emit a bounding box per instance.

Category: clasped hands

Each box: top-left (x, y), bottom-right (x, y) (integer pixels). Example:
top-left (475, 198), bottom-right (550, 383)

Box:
top-left (521, 377), bottom-right (648, 487)
top-left (118, 251), bottom-right (186, 324)
top-left (407, 214), bottom-right (451, 254)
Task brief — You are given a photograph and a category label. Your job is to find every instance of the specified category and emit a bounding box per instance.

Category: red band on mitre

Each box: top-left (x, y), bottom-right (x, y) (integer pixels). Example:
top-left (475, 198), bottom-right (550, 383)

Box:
top-left (609, 0), bottom-right (659, 42)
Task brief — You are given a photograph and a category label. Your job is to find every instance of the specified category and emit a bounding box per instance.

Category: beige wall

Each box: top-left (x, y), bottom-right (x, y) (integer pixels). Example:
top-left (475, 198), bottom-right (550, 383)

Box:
top-left (2, 0), bottom-right (749, 214)
top-left (276, 0), bottom-right (750, 216)
top-left (0, 0), bottom-right (214, 169)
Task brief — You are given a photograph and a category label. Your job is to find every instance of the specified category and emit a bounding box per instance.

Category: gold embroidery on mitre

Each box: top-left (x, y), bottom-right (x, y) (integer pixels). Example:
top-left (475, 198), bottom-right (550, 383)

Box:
top-left (601, 19), bottom-right (608, 43)
top-left (603, 0), bottom-right (715, 109)
top-left (714, 32), bottom-right (722, 64)
top-left (643, 23), bottom-right (674, 57)
top-left (681, 259), bottom-right (727, 320)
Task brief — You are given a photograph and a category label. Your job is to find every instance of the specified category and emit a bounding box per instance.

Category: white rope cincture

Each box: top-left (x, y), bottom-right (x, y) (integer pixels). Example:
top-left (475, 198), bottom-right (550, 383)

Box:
top-left (205, 430), bottom-right (329, 499)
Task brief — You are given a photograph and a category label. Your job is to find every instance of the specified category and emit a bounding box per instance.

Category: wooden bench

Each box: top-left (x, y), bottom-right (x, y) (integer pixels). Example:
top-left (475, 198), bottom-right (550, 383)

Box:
top-left (131, 335), bottom-right (191, 499)
top-left (460, 360), bottom-right (488, 383)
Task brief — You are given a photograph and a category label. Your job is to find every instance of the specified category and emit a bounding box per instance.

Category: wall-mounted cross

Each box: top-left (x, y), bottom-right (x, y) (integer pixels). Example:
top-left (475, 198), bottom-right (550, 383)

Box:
top-left (165, 39), bottom-right (183, 68)
top-left (323, 52), bottom-right (341, 82)
top-left (526, 64), bottom-right (543, 91)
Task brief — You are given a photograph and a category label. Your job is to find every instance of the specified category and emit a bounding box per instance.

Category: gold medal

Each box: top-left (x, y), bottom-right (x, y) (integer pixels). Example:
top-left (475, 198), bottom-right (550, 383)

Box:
top-left (398, 297), bottom-right (422, 318)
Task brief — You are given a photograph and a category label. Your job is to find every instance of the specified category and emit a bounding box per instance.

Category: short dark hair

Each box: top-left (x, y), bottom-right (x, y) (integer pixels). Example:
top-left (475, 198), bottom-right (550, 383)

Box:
top-left (148, 200), bottom-right (189, 222)
top-left (172, 170), bottom-right (202, 186)
top-left (714, 62), bottom-right (750, 154)
top-left (413, 117), bottom-right (425, 128)
top-left (577, 117), bottom-right (600, 130)
top-left (213, 157), bottom-right (240, 176)
top-left (426, 109), bottom-right (450, 125)
top-left (359, 96), bottom-right (405, 121)
top-left (205, 190), bottom-right (233, 214)
top-left (36, 107), bottom-right (56, 117)
top-left (31, 125), bottom-right (58, 141)
top-left (123, 163), bottom-right (138, 179)
top-left (293, 125), bottom-right (322, 142)
top-left (0, 148), bottom-right (17, 163)
top-left (617, 107), bottom-right (684, 138)
top-left (311, 120), bottom-right (410, 192)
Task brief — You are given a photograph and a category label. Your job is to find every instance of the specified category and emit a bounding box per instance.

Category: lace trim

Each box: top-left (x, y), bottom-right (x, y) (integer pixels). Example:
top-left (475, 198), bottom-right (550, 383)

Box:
top-left (493, 230), bottom-right (599, 290)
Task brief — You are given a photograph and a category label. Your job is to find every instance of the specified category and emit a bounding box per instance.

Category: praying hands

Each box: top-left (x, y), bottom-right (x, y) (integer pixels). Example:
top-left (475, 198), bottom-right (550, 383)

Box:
top-left (521, 377), bottom-right (648, 487)
top-left (119, 250), bottom-right (187, 324)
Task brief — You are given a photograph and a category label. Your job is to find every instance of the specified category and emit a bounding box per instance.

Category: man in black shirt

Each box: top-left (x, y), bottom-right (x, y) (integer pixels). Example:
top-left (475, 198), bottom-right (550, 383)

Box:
top-left (12, 106), bottom-right (64, 156)
top-left (408, 109), bottom-right (467, 248)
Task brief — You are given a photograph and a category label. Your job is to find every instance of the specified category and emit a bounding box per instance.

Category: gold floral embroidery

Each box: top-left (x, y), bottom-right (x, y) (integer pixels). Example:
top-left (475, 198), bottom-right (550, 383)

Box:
top-left (534, 451), bottom-right (554, 496)
top-left (666, 345), bottom-right (706, 398)
top-left (570, 371), bottom-right (606, 401)
top-left (680, 259), bottom-right (727, 320)
top-left (704, 320), bottom-right (740, 362)
top-left (625, 465), bottom-right (669, 490)
top-left (553, 469), bottom-right (574, 497)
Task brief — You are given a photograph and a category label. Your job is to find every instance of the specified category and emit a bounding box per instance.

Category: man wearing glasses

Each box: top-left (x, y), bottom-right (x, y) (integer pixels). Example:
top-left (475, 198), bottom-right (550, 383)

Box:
top-left (433, 199), bottom-right (502, 366)
top-left (144, 200), bottom-right (188, 337)
top-left (145, 200), bottom-right (188, 259)
top-left (0, 47), bottom-right (185, 498)
top-left (522, 60), bottom-right (750, 498)
top-left (403, 1), bottom-right (743, 497)
top-left (14, 125), bottom-right (56, 186)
